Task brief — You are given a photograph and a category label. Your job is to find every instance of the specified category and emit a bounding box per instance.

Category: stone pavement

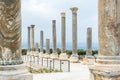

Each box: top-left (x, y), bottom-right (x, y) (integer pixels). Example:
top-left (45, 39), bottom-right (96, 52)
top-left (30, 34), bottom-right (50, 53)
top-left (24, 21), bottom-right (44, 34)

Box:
top-left (33, 63), bottom-right (90, 80)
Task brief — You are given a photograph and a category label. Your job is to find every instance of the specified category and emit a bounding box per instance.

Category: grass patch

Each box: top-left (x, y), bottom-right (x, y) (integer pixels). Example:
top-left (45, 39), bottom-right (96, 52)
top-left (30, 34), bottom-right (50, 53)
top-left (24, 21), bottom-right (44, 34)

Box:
top-left (28, 68), bottom-right (62, 73)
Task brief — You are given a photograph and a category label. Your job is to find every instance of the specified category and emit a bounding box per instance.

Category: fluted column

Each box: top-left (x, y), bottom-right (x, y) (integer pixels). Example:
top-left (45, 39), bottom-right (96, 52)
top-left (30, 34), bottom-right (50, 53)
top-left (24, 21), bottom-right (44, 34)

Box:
top-left (40, 30), bottom-right (44, 53)
top-left (27, 27), bottom-right (31, 52)
top-left (31, 25), bottom-right (35, 51)
top-left (86, 27), bottom-right (92, 55)
top-left (70, 7), bottom-right (78, 56)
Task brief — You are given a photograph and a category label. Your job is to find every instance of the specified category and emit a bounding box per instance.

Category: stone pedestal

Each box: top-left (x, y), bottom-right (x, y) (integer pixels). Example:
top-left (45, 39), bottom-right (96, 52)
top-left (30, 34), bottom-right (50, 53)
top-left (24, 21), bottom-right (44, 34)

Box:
top-left (0, 64), bottom-right (32, 80)
top-left (89, 0), bottom-right (120, 80)
top-left (89, 56), bottom-right (120, 80)
top-left (39, 52), bottom-right (44, 58)
top-left (83, 55), bottom-right (95, 65)
top-left (69, 55), bottom-right (79, 63)
top-left (59, 53), bottom-right (68, 60)
top-left (50, 53), bottom-right (58, 59)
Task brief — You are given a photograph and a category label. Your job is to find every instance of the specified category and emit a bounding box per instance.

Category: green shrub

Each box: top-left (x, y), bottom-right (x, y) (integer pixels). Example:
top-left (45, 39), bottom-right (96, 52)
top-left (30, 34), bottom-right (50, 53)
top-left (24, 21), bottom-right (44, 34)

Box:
top-left (22, 49), bottom-right (27, 55)
top-left (77, 49), bottom-right (86, 56)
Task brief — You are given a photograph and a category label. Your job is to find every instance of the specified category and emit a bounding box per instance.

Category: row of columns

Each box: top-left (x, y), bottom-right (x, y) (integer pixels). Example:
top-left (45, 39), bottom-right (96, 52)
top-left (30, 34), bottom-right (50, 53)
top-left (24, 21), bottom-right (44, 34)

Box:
top-left (27, 7), bottom-right (93, 61)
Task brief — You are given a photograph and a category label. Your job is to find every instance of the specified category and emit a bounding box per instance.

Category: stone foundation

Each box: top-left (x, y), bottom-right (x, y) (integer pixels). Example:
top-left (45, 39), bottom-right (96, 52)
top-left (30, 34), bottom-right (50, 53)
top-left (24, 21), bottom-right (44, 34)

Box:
top-left (83, 55), bottom-right (95, 65)
top-left (89, 56), bottom-right (120, 80)
top-left (50, 53), bottom-right (58, 59)
top-left (59, 53), bottom-right (68, 60)
top-left (69, 56), bottom-right (79, 63)
top-left (0, 64), bottom-right (33, 80)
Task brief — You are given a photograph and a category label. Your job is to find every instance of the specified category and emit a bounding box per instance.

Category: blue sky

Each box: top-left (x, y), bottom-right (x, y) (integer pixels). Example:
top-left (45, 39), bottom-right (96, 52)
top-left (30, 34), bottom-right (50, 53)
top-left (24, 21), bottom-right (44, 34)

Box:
top-left (21, 0), bottom-right (98, 49)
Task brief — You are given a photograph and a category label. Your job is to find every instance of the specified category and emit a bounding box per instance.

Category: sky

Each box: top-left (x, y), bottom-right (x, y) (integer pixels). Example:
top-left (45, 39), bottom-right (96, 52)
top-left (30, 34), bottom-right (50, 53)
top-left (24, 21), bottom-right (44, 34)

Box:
top-left (21, 0), bottom-right (98, 49)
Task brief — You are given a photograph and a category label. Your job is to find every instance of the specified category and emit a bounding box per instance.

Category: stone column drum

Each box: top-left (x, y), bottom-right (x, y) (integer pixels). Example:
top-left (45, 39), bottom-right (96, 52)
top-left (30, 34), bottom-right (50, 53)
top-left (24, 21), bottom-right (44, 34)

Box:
top-left (0, 0), bottom-right (32, 80)
top-left (51, 20), bottom-right (58, 58)
top-left (31, 25), bottom-right (35, 51)
top-left (35, 43), bottom-right (39, 53)
top-left (70, 7), bottom-right (78, 62)
top-left (60, 12), bottom-right (68, 59)
top-left (0, 0), bottom-right (22, 65)
top-left (86, 27), bottom-right (92, 56)
top-left (89, 0), bottom-right (120, 80)
top-left (70, 7), bottom-right (78, 57)
top-left (40, 30), bottom-right (43, 53)
top-left (45, 39), bottom-right (50, 57)
top-left (27, 27), bottom-right (31, 54)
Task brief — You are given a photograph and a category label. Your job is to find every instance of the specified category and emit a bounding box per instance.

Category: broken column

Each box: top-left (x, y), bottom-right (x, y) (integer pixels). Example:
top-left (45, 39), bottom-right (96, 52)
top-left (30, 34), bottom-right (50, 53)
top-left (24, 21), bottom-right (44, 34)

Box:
top-left (89, 0), bottom-right (120, 80)
top-left (84, 27), bottom-right (94, 64)
top-left (44, 39), bottom-right (50, 57)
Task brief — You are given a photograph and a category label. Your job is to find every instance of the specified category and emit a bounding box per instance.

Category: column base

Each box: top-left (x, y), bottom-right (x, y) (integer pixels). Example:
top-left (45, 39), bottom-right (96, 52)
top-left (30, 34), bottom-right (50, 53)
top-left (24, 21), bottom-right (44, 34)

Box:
top-left (59, 53), bottom-right (68, 60)
top-left (0, 64), bottom-right (33, 80)
top-left (50, 53), bottom-right (58, 59)
top-left (83, 55), bottom-right (95, 65)
top-left (89, 56), bottom-right (120, 80)
top-left (44, 54), bottom-right (50, 58)
top-left (69, 55), bottom-right (79, 63)
top-left (39, 52), bottom-right (44, 57)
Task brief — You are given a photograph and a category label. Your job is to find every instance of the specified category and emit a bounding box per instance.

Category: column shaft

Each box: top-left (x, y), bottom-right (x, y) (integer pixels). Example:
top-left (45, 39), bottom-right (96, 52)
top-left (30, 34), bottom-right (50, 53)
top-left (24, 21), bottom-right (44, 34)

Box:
top-left (35, 42), bottom-right (39, 52)
top-left (40, 30), bottom-right (43, 53)
top-left (0, 0), bottom-right (22, 65)
top-left (31, 25), bottom-right (35, 51)
top-left (70, 7), bottom-right (78, 56)
top-left (61, 13), bottom-right (66, 53)
top-left (28, 27), bottom-right (31, 51)
top-left (98, 0), bottom-right (120, 56)
top-left (52, 20), bottom-right (57, 53)
top-left (86, 27), bottom-right (92, 55)
top-left (46, 39), bottom-right (50, 54)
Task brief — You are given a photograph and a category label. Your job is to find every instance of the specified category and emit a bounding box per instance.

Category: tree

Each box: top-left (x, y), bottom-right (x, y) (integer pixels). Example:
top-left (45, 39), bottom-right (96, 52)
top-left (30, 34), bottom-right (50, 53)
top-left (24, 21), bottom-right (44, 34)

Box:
top-left (22, 49), bottom-right (27, 55)
top-left (92, 50), bottom-right (98, 55)
top-left (57, 48), bottom-right (61, 55)
top-left (66, 50), bottom-right (72, 58)
top-left (77, 49), bottom-right (86, 56)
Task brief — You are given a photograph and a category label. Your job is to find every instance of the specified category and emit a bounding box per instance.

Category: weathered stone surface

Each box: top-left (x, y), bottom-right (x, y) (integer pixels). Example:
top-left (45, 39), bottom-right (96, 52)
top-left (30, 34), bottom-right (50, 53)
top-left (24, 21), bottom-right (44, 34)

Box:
top-left (0, 0), bottom-right (22, 65)
top-left (98, 0), bottom-right (120, 56)
top-left (89, 0), bottom-right (120, 80)
top-left (0, 64), bottom-right (33, 80)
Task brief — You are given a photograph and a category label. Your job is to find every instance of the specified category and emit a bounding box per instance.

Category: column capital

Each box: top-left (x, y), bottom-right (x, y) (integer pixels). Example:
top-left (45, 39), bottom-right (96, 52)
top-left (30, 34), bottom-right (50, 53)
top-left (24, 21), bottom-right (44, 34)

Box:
top-left (40, 30), bottom-right (43, 32)
top-left (61, 12), bottom-right (66, 17)
top-left (52, 20), bottom-right (56, 23)
top-left (31, 25), bottom-right (35, 28)
top-left (28, 26), bottom-right (30, 29)
top-left (70, 7), bottom-right (78, 13)
top-left (87, 27), bottom-right (92, 30)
